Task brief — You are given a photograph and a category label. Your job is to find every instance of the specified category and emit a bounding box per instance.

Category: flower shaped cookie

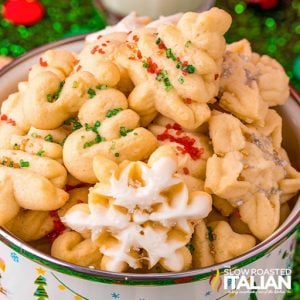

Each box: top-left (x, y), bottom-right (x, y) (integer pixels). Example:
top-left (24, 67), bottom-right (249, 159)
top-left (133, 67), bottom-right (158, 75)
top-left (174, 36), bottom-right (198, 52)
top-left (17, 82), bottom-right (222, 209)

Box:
top-left (62, 146), bottom-right (212, 272)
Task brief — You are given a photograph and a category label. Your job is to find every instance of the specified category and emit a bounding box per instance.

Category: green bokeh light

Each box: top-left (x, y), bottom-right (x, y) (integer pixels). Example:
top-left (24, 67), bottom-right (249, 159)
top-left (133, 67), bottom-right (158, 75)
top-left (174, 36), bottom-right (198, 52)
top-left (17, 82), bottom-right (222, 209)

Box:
top-left (234, 2), bottom-right (246, 15)
top-left (265, 17), bottom-right (276, 29)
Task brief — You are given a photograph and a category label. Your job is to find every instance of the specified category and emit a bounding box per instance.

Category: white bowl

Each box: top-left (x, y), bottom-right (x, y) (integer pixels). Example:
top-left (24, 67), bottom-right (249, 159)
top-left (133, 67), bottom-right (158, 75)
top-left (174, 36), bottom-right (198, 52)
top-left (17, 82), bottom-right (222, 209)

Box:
top-left (0, 36), bottom-right (299, 300)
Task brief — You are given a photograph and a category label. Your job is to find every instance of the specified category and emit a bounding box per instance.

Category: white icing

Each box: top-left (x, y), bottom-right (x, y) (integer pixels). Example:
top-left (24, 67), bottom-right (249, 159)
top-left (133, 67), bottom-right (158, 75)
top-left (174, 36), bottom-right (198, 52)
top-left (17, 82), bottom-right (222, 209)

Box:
top-left (63, 157), bottom-right (212, 270)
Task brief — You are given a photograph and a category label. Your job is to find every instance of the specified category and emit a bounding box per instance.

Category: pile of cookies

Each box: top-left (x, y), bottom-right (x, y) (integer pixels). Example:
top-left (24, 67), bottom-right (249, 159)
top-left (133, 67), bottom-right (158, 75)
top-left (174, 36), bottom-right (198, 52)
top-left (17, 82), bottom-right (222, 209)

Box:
top-left (0, 8), bottom-right (299, 273)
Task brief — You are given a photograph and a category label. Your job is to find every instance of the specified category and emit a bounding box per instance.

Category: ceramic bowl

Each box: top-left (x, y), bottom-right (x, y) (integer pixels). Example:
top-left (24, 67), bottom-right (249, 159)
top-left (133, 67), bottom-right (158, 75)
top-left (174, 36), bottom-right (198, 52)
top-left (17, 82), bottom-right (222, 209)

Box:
top-left (0, 35), bottom-right (299, 300)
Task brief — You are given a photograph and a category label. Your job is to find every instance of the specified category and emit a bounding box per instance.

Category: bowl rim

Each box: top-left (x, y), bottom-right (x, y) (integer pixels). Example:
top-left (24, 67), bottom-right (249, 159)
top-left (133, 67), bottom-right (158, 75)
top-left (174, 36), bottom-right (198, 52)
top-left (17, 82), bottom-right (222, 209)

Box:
top-left (0, 35), bottom-right (299, 285)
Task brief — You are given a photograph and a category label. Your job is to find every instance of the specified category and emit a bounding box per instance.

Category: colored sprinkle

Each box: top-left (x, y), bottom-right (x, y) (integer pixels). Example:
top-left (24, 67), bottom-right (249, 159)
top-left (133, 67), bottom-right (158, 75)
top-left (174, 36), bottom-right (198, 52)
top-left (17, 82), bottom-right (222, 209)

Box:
top-left (37, 150), bottom-right (45, 157)
top-left (183, 167), bottom-right (189, 175)
top-left (106, 108), bottom-right (123, 118)
top-left (119, 126), bottom-right (133, 137)
top-left (72, 81), bottom-right (79, 88)
top-left (39, 57), bottom-right (48, 67)
top-left (47, 81), bottom-right (65, 102)
top-left (87, 88), bottom-right (96, 98)
top-left (63, 118), bottom-right (82, 131)
top-left (166, 48), bottom-right (177, 61)
top-left (114, 152), bottom-right (120, 157)
top-left (96, 84), bottom-right (108, 90)
top-left (133, 35), bottom-right (139, 42)
top-left (19, 159), bottom-right (30, 168)
top-left (157, 123), bottom-right (204, 160)
top-left (183, 64), bottom-right (196, 74)
top-left (44, 134), bottom-right (54, 142)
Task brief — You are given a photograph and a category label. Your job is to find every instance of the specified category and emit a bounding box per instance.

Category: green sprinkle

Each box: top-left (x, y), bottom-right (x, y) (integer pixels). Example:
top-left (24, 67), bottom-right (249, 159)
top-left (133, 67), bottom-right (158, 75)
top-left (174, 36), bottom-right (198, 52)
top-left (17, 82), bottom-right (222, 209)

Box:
top-left (114, 152), bottom-right (120, 157)
top-left (163, 77), bottom-right (173, 91)
top-left (20, 159), bottom-right (30, 168)
top-left (156, 70), bottom-right (168, 81)
top-left (186, 242), bottom-right (195, 253)
top-left (83, 120), bottom-right (103, 149)
top-left (178, 76), bottom-right (184, 84)
top-left (63, 118), bottom-right (82, 131)
top-left (185, 40), bottom-right (192, 48)
top-left (133, 132), bottom-right (138, 136)
top-left (96, 84), bottom-right (108, 90)
top-left (155, 37), bottom-right (161, 45)
top-left (9, 161), bottom-right (14, 168)
top-left (83, 140), bottom-right (96, 149)
top-left (183, 64), bottom-right (196, 74)
top-left (156, 70), bottom-right (173, 91)
top-left (142, 61), bottom-right (149, 68)
top-left (47, 94), bottom-right (54, 103)
top-left (13, 143), bottom-right (20, 150)
top-left (119, 126), bottom-right (133, 137)
top-left (207, 226), bottom-right (214, 242)
top-left (47, 81), bottom-right (65, 102)
top-left (166, 48), bottom-right (176, 61)
top-left (106, 108), bottom-right (123, 118)
top-left (87, 88), bottom-right (96, 98)
top-left (44, 134), bottom-right (53, 142)
top-left (72, 81), bottom-right (79, 88)
top-left (37, 150), bottom-right (45, 157)
top-left (54, 81), bottom-right (65, 100)
top-left (176, 62), bottom-right (182, 69)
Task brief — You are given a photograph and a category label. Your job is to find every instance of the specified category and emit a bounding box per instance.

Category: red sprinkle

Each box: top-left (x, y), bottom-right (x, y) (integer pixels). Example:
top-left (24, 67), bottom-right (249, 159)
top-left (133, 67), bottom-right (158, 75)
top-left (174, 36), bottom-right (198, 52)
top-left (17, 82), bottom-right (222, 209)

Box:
top-left (102, 43), bottom-right (107, 47)
top-left (1, 114), bottom-right (16, 126)
top-left (184, 98), bottom-right (192, 104)
top-left (98, 48), bottom-right (106, 54)
top-left (133, 35), bottom-right (139, 42)
top-left (73, 59), bottom-right (80, 66)
top-left (91, 45), bottom-right (99, 54)
top-left (76, 65), bottom-right (82, 71)
top-left (39, 57), bottom-right (48, 67)
top-left (106, 40), bottom-right (111, 43)
top-left (183, 167), bottom-right (190, 175)
top-left (47, 210), bottom-right (66, 243)
top-left (157, 39), bottom-right (166, 50)
top-left (1, 114), bottom-right (8, 121)
top-left (146, 57), bottom-right (158, 74)
top-left (137, 50), bottom-right (142, 59)
top-left (214, 74), bottom-right (219, 80)
top-left (157, 123), bottom-right (204, 160)
top-left (97, 34), bottom-right (103, 40)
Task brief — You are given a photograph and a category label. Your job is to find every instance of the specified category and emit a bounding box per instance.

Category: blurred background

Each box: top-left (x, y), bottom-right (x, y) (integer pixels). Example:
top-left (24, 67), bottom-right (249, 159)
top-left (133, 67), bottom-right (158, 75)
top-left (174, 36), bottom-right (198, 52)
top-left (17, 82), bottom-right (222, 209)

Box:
top-left (0, 0), bottom-right (299, 298)
top-left (0, 0), bottom-right (299, 92)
